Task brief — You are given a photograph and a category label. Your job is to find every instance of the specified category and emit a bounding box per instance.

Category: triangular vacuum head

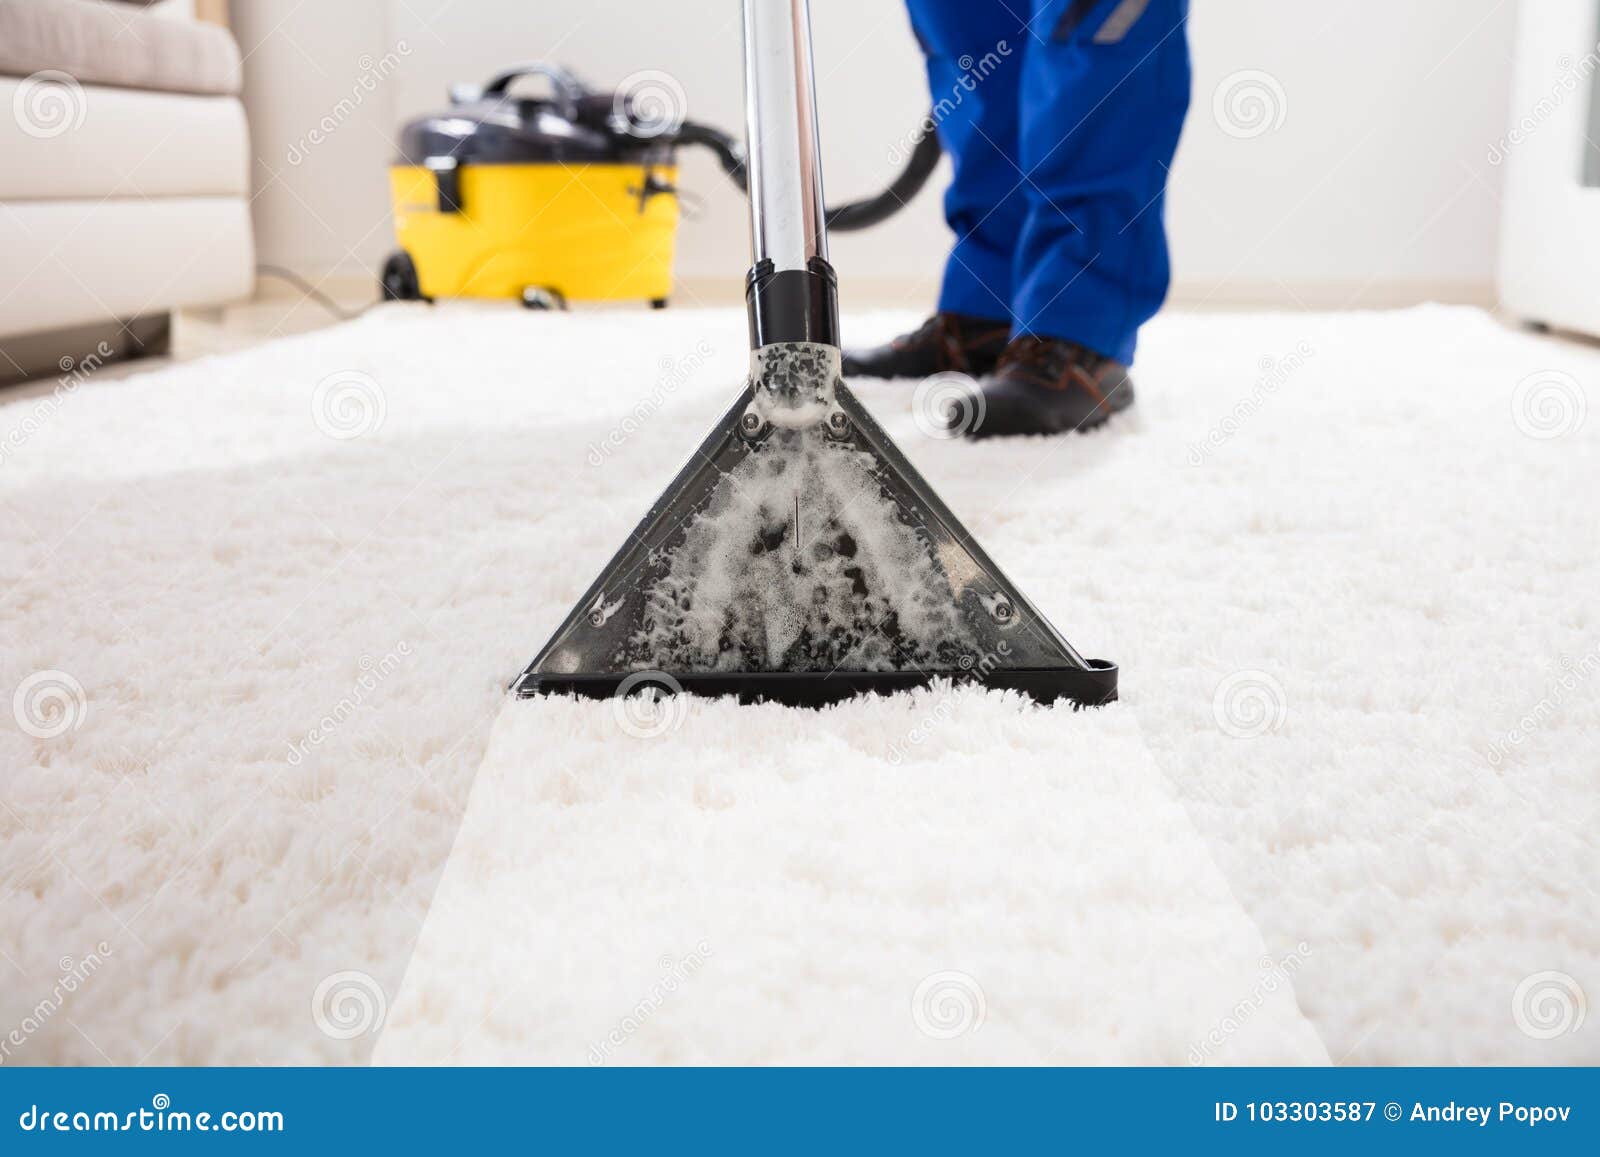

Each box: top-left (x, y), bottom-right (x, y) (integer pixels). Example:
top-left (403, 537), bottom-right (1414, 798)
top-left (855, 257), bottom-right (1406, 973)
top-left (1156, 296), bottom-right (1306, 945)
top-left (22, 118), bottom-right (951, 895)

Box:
top-left (514, 343), bottom-right (1116, 707)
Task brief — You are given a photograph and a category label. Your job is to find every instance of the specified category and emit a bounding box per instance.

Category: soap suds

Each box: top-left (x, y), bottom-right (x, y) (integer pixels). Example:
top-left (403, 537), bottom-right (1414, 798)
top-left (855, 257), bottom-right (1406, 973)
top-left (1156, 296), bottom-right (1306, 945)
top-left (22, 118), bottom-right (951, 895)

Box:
top-left (625, 427), bottom-right (981, 671)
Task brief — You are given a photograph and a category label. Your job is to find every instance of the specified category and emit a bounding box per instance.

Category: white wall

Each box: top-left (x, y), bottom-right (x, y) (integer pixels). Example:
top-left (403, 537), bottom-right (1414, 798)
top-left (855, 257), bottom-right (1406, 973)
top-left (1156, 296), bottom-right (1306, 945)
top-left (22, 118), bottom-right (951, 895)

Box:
top-left (236, 0), bottom-right (1515, 306)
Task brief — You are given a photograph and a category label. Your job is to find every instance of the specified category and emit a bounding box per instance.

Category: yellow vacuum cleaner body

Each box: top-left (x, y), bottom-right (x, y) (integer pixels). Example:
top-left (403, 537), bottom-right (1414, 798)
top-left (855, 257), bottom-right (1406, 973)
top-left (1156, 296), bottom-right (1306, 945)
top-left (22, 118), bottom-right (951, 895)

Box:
top-left (381, 62), bottom-right (945, 310)
top-left (382, 65), bottom-right (681, 309)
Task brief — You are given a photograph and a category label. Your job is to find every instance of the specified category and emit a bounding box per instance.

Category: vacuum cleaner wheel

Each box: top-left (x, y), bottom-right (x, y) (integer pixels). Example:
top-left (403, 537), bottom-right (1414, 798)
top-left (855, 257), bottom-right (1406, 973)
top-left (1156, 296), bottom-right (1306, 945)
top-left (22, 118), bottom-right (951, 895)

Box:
top-left (380, 250), bottom-right (422, 301)
top-left (520, 286), bottom-right (569, 311)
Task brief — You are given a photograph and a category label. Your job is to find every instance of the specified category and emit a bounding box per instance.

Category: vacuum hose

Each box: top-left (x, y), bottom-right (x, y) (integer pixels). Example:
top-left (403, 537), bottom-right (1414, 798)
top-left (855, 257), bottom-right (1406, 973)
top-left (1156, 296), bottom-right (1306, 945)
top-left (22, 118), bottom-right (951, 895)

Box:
top-left (674, 118), bottom-right (942, 232)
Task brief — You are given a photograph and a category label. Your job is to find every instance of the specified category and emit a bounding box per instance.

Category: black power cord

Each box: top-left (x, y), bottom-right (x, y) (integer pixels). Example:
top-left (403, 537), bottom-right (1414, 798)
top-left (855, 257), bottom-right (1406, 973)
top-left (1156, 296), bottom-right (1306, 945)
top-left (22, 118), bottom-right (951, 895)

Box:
top-left (254, 264), bottom-right (371, 321)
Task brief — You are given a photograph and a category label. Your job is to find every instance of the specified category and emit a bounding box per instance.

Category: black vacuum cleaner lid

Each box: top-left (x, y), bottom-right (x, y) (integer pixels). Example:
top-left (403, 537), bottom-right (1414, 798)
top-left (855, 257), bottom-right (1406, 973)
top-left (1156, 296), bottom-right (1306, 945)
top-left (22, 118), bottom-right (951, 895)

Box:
top-left (397, 93), bottom-right (673, 167)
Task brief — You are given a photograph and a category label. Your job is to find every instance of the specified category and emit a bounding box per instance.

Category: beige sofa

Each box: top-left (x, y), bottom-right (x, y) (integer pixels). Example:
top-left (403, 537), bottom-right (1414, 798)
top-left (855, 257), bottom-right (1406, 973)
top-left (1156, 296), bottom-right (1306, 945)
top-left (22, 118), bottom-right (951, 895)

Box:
top-left (0, 0), bottom-right (252, 379)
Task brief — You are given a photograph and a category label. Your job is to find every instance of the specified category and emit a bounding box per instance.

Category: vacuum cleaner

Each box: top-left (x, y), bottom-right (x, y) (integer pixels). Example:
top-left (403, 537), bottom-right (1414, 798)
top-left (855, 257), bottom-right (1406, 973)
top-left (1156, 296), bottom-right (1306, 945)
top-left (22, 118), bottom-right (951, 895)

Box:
top-left (382, 61), bottom-right (942, 308)
top-left (513, 0), bottom-right (1117, 709)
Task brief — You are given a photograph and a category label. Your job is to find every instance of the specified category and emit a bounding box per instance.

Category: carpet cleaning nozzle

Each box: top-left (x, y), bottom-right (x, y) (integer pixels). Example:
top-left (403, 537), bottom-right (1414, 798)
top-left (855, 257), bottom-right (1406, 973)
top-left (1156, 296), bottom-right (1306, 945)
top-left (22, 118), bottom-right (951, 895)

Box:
top-left (515, 0), bottom-right (1116, 708)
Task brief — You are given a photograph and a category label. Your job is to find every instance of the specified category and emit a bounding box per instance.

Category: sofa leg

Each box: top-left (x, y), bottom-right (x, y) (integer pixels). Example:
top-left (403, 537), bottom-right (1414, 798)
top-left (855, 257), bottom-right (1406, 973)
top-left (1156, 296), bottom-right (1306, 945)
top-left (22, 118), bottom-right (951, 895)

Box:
top-left (125, 313), bottom-right (172, 359)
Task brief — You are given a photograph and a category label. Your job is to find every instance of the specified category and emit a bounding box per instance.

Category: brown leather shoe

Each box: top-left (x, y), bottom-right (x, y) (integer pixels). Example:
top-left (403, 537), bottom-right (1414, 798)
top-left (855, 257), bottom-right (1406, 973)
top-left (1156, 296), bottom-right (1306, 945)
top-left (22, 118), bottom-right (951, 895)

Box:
top-left (966, 336), bottom-right (1134, 439)
top-left (842, 312), bottom-right (1012, 380)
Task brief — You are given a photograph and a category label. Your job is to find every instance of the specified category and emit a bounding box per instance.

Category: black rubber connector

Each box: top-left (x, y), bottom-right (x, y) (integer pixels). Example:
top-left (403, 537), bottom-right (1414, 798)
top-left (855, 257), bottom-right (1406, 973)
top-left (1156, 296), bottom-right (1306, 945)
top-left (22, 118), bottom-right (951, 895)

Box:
top-left (745, 256), bottom-right (840, 349)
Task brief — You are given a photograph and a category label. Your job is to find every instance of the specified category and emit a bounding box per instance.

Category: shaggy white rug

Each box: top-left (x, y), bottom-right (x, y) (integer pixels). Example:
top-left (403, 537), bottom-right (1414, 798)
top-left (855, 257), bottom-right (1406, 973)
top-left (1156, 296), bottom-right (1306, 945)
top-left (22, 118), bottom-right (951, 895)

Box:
top-left (1, 303), bottom-right (1595, 1065)
top-left (374, 695), bottom-right (1326, 1065)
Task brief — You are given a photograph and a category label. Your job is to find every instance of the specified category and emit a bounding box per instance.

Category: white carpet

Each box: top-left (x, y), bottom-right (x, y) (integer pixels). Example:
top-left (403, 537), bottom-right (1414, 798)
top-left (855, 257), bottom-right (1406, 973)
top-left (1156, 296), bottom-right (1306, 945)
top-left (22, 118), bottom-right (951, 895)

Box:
top-left (373, 693), bottom-right (1326, 1065)
top-left (1, 303), bottom-right (1595, 1065)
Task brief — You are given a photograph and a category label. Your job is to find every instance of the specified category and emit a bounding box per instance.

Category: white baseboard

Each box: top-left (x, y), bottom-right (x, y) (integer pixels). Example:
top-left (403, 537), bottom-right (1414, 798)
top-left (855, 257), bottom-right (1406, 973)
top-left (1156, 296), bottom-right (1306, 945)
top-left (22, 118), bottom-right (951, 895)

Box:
top-left (246, 267), bottom-right (1498, 313)
top-left (1166, 279), bottom-right (1496, 311)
